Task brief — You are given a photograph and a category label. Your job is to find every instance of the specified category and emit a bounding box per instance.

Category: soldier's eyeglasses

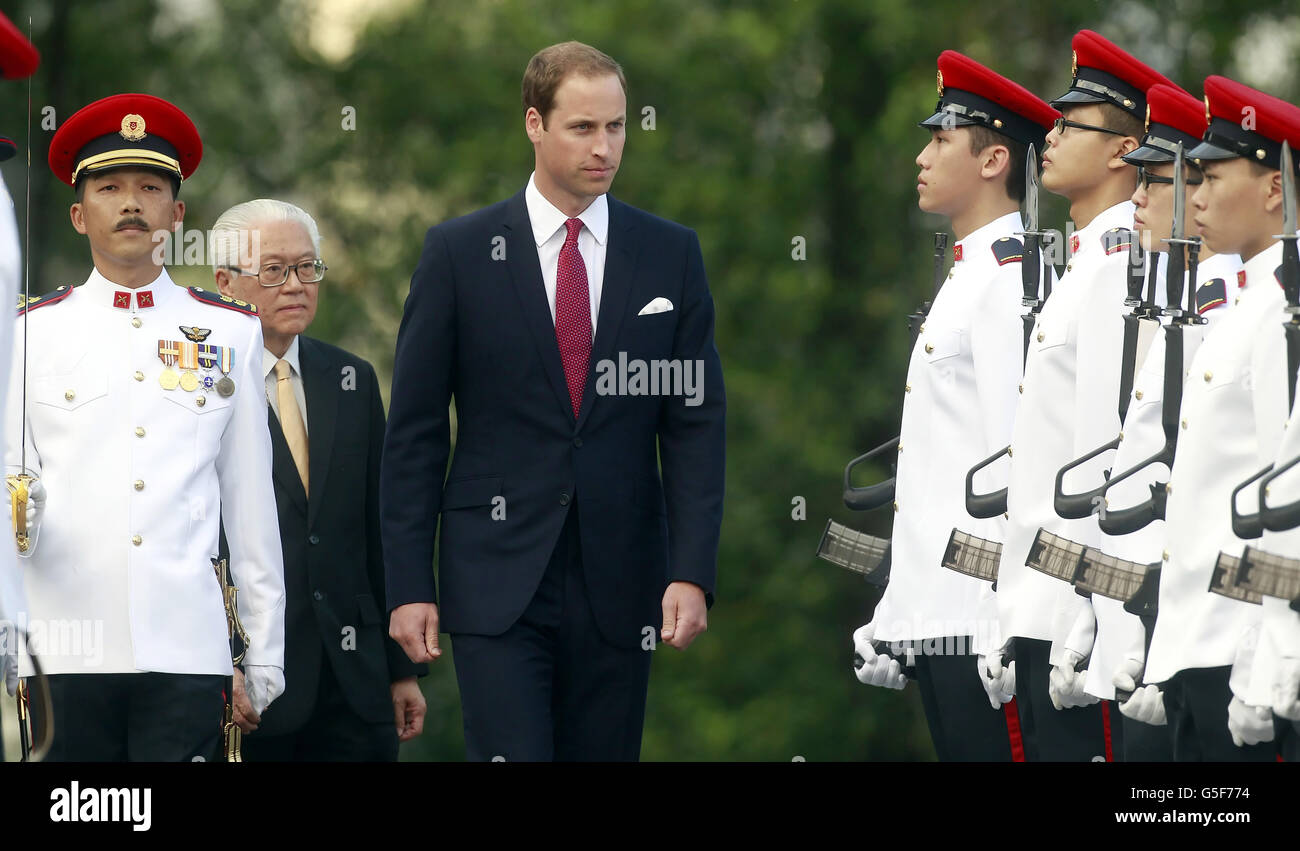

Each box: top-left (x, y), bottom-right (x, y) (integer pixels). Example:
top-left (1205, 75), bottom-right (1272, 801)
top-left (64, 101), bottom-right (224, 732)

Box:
top-left (224, 259), bottom-right (327, 287)
top-left (1053, 117), bottom-right (1127, 138)
top-left (1137, 166), bottom-right (1203, 191)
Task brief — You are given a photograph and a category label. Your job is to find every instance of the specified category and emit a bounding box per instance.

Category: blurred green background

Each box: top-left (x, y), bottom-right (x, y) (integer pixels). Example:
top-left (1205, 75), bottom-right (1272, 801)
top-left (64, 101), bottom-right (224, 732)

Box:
top-left (2, 0), bottom-right (1297, 761)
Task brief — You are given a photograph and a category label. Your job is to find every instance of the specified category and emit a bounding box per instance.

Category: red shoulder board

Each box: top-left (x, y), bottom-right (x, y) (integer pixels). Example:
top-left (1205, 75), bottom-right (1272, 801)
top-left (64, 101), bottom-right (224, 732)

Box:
top-left (1101, 227), bottom-right (1132, 255)
top-left (187, 286), bottom-right (258, 316)
top-left (991, 237), bottom-right (1024, 266)
top-left (16, 285), bottom-right (73, 315)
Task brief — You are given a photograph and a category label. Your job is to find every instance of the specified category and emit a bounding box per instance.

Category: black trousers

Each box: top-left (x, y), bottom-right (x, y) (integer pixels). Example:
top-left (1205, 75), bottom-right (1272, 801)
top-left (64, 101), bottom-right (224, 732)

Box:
top-left (450, 507), bottom-right (654, 761)
top-left (1120, 713), bottom-right (1173, 762)
top-left (1163, 666), bottom-right (1277, 762)
top-left (911, 637), bottom-right (1016, 761)
top-left (1014, 637), bottom-right (1122, 761)
top-left (39, 672), bottom-right (224, 762)
top-left (240, 662), bottom-right (398, 762)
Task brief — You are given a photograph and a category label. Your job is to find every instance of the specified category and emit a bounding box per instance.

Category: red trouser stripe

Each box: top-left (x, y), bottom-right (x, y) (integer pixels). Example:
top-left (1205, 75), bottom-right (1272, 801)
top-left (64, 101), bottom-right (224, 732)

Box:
top-left (1003, 698), bottom-right (1025, 762)
top-left (1101, 699), bottom-right (1114, 762)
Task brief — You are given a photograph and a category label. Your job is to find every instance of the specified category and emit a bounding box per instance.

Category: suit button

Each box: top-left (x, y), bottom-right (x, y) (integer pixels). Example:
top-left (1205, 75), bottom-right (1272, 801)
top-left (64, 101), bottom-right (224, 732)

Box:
top-left (135, 427), bottom-right (146, 438)
top-left (134, 371), bottom-right (145, 382)
top-left (132, 535), bottom-right (142, 546)
top-left (559, 492), bottom-right (570, 506)
top-left (924, 343), bottom-right (934, 354)
top-left (573, 437), bottom-right (583, 448)
top-left (313, 590), bottom-right (323, 601)
top-left (64, 390), bottom-right (75, 401)
top-left (309, 534), bottom-right (320, 545)
top-left (131, 317), bottom-right (142, 328)
top-left (133, 480), bottom-right (144, 491)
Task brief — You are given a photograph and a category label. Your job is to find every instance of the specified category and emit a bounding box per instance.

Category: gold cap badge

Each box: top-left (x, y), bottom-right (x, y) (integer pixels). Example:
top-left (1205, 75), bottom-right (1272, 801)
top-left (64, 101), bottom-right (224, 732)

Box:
top-left (1071, 50), bottom-right (1078, 78)
top-left (120, 113), bottom-right (147, 142)
top-left (1144, 103), bottom-right (1150, 134)
top-left (936, 69), bottom-right (943, 96)
top-left (1204, 95), bottom-right (1212, 126)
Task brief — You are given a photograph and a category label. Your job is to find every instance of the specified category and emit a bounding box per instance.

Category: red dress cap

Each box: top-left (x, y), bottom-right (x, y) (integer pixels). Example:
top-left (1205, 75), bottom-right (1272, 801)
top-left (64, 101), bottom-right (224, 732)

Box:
top-left (1191, 75), bottom-right (1300, 172)
top-left (919, 50), bottom-right (1060, 147)
top-left (1123, 83), bottom-right (1208, 165)
top-left (1052, 30), bottom-right (1175, 119)
top-left (0, 12), bottom-right (39, 80)
top-left (48, 93), bottom-right (202, 187)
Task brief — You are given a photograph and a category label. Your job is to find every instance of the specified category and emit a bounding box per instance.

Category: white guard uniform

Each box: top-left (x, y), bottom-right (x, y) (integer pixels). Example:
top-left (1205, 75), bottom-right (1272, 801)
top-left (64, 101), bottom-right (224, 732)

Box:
top-left (1146, 241), bottom-right (1289, 684)
top-left (997, 201), bottom-right (1135, 660)
top-left (1083, 251), bottom-right (1241, 699)
top-left (4, 268), bottom-right (285, 676)
top-left (873, 212), bottom-right (1025, 648)
top-left (0, 171), bottom-right (22, 627)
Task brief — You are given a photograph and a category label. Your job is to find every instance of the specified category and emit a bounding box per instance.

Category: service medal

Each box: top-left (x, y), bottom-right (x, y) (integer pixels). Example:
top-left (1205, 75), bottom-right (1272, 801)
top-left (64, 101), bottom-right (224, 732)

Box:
top-left (215, 345), bottom-right (236, 397)
top-left (216, 377), bottom-right (235, 397)
top-left (180, 371), bottom-right (200, 392)
top-left (179, 341), bottom-right (200, 392)
top-left (157, 340), bottom-right (181, 390)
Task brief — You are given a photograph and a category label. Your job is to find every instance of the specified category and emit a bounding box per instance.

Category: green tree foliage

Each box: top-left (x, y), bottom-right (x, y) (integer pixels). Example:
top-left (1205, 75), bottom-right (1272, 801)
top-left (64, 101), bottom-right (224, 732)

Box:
top-left (0, 0), bottom-right (1296, 760)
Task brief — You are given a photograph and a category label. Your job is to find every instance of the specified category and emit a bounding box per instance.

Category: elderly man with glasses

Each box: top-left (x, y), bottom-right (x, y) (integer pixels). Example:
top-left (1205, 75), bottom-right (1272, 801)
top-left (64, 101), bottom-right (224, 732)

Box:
top-left (212, 199), bottom-right (427, 761)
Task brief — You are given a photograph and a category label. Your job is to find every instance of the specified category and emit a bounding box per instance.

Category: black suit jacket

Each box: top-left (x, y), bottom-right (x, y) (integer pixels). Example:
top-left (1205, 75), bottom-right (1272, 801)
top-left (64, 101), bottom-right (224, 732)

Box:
top-left (381, 190), bottom-right (726, 649)
top-left (253, 336), bottom-right (425, 737)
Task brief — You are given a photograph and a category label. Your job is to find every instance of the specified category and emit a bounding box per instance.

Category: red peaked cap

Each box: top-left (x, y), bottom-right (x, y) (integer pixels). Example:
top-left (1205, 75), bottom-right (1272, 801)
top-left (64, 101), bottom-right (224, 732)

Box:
top-left (1191, 75), bottom-right (1300, 173)
top-left (48, 93), bottom-right (202, 187)
top-left (0, 12), bottom-right (39, 80)
top-left (1052, 30), bottom-right (1175, 120)
top-left (1123, 83), bottom-right (1208, 165)
top-left (919, 50), bottom-right (1060, 147)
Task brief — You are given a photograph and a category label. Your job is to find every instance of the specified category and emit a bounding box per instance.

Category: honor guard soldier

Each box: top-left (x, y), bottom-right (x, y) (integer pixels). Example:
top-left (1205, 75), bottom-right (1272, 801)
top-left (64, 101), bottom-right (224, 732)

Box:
top-left (1143, 76), bottom-right (1300, 760)
top-left (851, 51), bottom-right (1058, 761)
top-left (3, 94), bottom-right (286, 761)
top-left (1084, 82), bottom-right (1241, 761)
top-left (986, 30), bottom-right (1173, 761)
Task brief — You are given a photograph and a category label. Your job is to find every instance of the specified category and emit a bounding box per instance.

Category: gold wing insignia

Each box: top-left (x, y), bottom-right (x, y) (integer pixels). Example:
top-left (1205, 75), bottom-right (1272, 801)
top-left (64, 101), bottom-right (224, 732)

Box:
top-left (180, 326), bottom-right (212, 342)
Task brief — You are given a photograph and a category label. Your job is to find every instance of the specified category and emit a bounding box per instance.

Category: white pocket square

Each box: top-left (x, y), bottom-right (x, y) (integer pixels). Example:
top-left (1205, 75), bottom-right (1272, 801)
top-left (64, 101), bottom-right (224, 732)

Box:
top-left (638, 297), bottom-right (674, 316)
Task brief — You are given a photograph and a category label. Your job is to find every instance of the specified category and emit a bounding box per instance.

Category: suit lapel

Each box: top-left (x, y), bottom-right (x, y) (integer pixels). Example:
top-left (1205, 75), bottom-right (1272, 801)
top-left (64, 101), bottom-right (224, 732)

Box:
top-left (300, 337), bottom-right (337, 525)
top-left (575, 195), bottom-right (637, 432)
top-left (503, 190), bottom-right (575, 422)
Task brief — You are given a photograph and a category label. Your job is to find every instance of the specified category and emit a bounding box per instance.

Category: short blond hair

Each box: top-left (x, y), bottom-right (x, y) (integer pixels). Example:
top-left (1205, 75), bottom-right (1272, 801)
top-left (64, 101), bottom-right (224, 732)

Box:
top-left (522, 41), bottom-right (626, 127)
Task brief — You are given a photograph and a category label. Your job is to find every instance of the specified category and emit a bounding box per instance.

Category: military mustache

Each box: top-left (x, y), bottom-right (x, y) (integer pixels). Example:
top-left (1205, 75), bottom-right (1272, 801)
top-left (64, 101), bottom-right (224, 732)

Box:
top-left (115, 217), bottom-right (150, 231)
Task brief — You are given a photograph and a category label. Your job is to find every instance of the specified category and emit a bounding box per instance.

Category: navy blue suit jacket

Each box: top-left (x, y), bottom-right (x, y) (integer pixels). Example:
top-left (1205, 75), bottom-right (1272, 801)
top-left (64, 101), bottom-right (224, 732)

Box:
top-left (381, 189), bottom-right (725, 649)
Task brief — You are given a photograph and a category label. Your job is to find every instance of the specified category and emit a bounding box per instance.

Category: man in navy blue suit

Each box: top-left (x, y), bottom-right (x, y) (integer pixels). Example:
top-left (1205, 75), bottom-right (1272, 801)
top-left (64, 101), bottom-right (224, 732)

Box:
top-left (381, 41), bottom-right (726, 761)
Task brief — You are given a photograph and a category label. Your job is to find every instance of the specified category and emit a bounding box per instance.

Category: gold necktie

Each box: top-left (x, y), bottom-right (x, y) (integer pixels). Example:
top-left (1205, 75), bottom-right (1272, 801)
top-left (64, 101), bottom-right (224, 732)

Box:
top-left (275, 359), bottom-right (309, 491)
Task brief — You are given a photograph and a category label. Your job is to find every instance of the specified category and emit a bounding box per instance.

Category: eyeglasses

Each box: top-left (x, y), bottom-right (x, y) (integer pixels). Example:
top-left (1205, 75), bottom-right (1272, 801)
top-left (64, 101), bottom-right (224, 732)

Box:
top-left (1053, 117), bottom-right (1127, 138)
top-left (224, 259), bottom-right (327, 287)
top-left (1137, 166), bottom-right (1203, 191)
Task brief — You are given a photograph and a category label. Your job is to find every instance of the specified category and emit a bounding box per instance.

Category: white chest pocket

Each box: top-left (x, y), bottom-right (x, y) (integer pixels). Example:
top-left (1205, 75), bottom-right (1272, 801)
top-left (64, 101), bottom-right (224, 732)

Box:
top-left (921, 329), bottom-right (962, 384)
top-left (31, 370), bottom-right (109, 412)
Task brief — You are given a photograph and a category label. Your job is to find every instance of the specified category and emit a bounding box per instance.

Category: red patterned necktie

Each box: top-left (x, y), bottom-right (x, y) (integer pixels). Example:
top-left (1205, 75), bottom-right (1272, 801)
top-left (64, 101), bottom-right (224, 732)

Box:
top-left (555, 217), bottom-right (592, 417)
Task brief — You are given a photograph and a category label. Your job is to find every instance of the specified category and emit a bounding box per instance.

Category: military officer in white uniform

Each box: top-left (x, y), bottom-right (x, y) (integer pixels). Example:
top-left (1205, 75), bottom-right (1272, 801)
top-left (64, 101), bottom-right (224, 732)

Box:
top-left (1078, 83), bottom-right (1240, 762)
top-left (1143, 75), bottom-right (1300, 761)
top-left (4, 93), bottom-right (285, 761)
top-left (851, 51), bottom-right (1058, 761)
top-left (986, 30), bottom-right (1174, 761)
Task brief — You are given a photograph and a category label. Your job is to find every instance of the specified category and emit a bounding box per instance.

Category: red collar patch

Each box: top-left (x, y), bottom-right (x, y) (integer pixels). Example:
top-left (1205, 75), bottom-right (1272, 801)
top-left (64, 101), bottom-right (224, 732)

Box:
top-left (953, 244), bottom-right (964, 262)
top-left (1069, 234), bottom-right (1080, 255)
top-left (137, 290), bottom-right (154, 308)
top-left (1237, 269), bottom-right (1247, 289)
top-left (113, 291), bottom-right (130, 309)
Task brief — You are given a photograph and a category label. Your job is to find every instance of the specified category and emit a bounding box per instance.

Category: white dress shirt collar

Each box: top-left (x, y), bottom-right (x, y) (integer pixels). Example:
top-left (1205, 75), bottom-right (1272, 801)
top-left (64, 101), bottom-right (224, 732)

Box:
top-left (262, 335), bottom-right (302, 380)
top-left (525, 172), bottom-right (609, 247)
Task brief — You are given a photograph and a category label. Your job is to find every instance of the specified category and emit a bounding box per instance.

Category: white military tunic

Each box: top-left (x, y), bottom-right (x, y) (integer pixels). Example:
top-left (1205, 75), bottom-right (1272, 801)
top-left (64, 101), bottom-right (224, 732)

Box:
top-left (997, 201), bottom-right (1135, 654)
top-left (1146, 241), bottom-right (1289, 684)
top-left (872, 212), bottom-right (1024, 645)
top-left (1082, 251), bottom-right (1241, 699)
top-left (0, 172), bottom-right (22, 628)
top-left (4, 268), bottom-right (285, 676)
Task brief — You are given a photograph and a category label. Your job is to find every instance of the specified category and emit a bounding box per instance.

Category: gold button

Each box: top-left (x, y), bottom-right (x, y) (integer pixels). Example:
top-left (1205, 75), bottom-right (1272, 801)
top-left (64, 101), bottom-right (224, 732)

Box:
top-left (1037, 332), bottom-right (1045, 342)
top-left (1008, 447), bottom-right (1013, 457)
top-left (134, 371), bottom-right (144, 382)
top-left (133, 480), bottom-right (144, 491)
top-left (134, 427), bottom-right (145, 437)
top-left (131, 317), bottom-right (142, 328)
top-left (132, 535), bottom-right (142, 546)
top-left (1181, 419), bottom-right (1188, 430)
top-left (1264, 486), bottom-right (1270, 497)
top-left (947, 271), bottom-right (953, 280)
top-left (905, 384), bottom-right (912, 393)
top-left (924, 343), bottom-right (934, 353)
top-left (1134, 390), bottom-right (1143, 400)
top-left (1018, 383), bottom-right (1024, 394)
top-left (1067, 263), bottom-right (1073, 272)
top-left (897, 442), bottom-right (903, 452)
top-left (919, 323), bottom-right (926, 334)
top-left (1118, 431), bottom-right (1124, 441)
top-left (1165, 482), bottom-right (1173, 494)
top-left (196, 396), bottom-right (206, 408)
top-left (1162, 549), bottom-right (1169, 561)
top-left (1003, 512), bottom-right (1008, 520)
top-left (893, 501), bottom-right (899, 512)
top-left (1204, 371), bottom-right (1212, 382)
top-left (64, 390), bottom-right (74, 401)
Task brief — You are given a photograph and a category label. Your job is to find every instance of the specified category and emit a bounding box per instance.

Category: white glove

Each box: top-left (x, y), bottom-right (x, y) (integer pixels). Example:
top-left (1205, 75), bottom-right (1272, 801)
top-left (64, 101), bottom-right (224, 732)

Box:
top-left (1048, 649), bottom-right (1099, 710)
top-left (1272, 656), bottom-right (1300, 721)
top-left (977, 649), bottom-right (1016, 709)
top-left (243, 664), bottom-right (285, 716)
top-left (13, 478), bottom-right (44, 558)
top-left (851, 622), bottom-right (906, 689)
top-left (1227, 696), bottom-right (1274, 748)
top-left (1114, 658), bottom-right (1166, 725)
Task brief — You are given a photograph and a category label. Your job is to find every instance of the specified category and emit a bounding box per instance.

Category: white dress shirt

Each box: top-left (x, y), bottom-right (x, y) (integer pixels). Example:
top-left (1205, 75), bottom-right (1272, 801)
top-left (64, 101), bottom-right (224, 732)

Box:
top-left (1146, 240), bottom-right (1288, 684)
top-left (525, 172), bottom-right (608, 332)
top-left (262, 335), bottom-right (308, 434)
